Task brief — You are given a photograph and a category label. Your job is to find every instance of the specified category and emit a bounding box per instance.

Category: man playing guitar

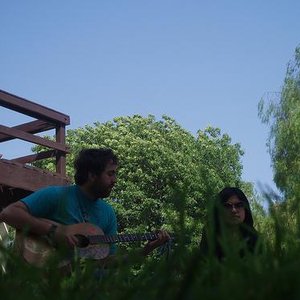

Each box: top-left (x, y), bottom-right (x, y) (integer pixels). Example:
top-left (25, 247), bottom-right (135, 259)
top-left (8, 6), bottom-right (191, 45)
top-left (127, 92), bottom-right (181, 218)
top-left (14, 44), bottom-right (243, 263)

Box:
top-left (0, 148), bottom-right (170, 268)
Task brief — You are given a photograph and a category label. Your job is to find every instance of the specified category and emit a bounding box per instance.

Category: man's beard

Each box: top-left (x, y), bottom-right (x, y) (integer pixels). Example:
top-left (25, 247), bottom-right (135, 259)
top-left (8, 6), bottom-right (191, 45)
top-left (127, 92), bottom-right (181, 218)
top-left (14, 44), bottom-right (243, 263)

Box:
top-left (93, 184), bottom-right (113, 199)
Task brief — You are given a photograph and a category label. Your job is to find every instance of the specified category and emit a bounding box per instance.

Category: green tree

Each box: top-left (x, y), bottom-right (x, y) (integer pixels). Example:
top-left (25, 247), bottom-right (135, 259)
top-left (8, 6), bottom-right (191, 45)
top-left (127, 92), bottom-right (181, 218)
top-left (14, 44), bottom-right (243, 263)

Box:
top-left (33, 115), bottom-right (247, 244)
top-left (259, 45), bottom-right (300, 201)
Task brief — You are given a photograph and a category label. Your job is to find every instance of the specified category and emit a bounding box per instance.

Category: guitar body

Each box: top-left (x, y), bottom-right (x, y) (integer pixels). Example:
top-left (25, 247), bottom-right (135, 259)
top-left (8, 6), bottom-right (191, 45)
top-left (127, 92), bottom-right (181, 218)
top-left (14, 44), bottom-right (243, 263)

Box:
top-left (15, 222), bottom-right (110, 267)
top-left (15, 231), bottom-right (54, 267)
top-left (14, 220), bottom-right (169, 268)
top-left (70, 222), bottom-right (110, 260)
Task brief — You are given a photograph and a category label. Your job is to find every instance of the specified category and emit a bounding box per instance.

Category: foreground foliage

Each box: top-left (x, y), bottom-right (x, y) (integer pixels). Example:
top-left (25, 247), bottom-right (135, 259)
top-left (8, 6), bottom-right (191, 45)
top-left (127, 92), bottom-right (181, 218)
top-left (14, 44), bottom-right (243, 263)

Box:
top-left (1, 196), bottom-right (300, 300)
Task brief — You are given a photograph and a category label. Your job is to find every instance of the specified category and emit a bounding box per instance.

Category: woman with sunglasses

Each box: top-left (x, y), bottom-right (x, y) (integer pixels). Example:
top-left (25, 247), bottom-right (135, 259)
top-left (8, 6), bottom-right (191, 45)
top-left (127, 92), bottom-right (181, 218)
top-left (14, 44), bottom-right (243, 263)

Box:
top-left (199, 187), bottom-right (259, 260)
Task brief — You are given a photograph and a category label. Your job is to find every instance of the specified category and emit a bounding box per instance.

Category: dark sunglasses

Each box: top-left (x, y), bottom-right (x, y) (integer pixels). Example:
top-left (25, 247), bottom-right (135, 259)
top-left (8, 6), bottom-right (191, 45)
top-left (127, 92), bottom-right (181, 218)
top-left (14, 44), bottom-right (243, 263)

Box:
top-left (223, 202), bottom-right (245, 210)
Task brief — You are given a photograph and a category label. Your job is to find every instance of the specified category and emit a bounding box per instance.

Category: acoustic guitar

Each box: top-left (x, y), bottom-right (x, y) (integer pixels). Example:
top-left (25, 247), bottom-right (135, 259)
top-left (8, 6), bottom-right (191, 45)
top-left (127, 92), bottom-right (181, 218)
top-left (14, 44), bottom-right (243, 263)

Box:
top-left (14, 221), bottom-right (169, 267)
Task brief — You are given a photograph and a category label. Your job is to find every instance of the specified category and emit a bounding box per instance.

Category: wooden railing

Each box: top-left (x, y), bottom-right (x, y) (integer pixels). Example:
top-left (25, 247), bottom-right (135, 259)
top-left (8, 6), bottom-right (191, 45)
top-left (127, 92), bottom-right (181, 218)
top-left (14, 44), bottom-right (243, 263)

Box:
top-left (0, 89), bottom-right (71, 201)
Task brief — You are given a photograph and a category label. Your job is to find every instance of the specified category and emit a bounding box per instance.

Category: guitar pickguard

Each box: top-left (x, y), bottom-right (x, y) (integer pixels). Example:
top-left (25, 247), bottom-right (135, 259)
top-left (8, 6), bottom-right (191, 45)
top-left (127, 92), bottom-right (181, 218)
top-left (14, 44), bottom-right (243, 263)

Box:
top-left (76, 244), bottom-right (109, 260)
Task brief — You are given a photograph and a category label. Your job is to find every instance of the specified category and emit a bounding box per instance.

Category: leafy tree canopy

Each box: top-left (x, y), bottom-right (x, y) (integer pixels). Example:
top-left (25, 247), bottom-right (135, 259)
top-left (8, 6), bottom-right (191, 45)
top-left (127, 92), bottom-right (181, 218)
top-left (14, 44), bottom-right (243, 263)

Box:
top-left (34, 114), bottom-right (249, 243)
top-left (259, 45), bottom-right (300, 201)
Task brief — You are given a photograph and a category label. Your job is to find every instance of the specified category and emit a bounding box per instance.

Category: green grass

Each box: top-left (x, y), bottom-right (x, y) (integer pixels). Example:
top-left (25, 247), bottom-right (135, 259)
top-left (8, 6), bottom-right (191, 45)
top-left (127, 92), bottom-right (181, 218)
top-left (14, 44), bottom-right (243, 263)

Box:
top-left (1, 225), bottom-right (300, 300)
top-left (2, 192), bottom-right (300, 300)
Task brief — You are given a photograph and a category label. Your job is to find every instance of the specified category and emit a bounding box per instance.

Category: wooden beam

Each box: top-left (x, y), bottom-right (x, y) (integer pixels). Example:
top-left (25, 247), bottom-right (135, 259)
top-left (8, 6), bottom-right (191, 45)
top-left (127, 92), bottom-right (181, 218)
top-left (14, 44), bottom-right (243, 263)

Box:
top-left (0, 89), bottom-right (70, 125)
top-left (0, 125), bottom-right (69, 153)
top-left (55, 125), bottom-right (66, 175)
top-left (11, 150), bottom-right (57, 164)
top-left (0, 120), bottom-right (55, 142)
top-left (0, 159), bottom-right (71, 192)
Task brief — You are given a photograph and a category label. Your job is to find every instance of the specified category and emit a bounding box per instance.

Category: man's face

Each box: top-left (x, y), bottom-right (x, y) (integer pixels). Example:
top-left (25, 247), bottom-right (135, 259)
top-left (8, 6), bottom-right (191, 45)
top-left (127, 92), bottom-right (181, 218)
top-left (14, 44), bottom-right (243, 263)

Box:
top-left (90, 160), bottom-right (117, 198)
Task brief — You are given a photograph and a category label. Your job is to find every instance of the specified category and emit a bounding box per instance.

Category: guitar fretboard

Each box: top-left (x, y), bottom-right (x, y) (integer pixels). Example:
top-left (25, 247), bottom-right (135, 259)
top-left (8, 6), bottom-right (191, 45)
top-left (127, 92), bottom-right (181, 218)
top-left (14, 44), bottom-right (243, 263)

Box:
top-left (88, 232), bottom-right (159, 244)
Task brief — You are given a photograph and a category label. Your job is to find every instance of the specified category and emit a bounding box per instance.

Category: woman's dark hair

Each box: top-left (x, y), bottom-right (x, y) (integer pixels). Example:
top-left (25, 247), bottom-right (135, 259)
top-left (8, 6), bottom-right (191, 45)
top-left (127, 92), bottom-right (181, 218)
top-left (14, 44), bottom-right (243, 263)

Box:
top-left (200, 187), bottom-right (258, 259)
top-left (218, 187), bottom-right (254, 227)
top-left (74, 148), bottom-right (118, 185)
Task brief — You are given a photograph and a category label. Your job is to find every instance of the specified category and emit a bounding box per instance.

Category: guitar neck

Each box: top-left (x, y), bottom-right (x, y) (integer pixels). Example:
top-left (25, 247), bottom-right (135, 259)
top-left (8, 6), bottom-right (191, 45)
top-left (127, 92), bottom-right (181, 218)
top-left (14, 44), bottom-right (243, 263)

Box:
top-left (88, 232), bottom-right (159, 245)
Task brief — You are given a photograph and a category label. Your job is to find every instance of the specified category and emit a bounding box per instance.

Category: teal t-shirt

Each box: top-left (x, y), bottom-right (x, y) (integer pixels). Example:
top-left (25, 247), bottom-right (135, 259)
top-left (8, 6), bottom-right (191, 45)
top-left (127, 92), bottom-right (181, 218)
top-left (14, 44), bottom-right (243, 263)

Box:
top-left (21, 185), bottom-right (117, 254)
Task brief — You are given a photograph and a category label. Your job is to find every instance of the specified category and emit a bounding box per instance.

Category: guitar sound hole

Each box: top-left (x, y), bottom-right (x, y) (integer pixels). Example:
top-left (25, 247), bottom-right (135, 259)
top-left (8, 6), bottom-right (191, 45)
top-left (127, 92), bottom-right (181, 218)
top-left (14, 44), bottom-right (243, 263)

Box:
top-left (75, 234), bottom-right (89, 247)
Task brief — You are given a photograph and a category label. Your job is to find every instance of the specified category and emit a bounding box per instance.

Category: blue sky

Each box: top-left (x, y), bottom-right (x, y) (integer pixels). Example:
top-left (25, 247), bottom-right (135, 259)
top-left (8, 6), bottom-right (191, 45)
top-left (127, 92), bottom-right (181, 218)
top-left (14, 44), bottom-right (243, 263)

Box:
top-left (0, 1), bottom-right (299, 193)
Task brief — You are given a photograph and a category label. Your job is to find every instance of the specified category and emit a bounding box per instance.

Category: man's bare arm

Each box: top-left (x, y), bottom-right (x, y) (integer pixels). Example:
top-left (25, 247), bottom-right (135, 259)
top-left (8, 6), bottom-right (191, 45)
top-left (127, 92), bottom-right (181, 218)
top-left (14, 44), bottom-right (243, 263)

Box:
top-left (0, 201), bottom-right (52, 235)
top-left (0, 201), bottom-right (78, 247)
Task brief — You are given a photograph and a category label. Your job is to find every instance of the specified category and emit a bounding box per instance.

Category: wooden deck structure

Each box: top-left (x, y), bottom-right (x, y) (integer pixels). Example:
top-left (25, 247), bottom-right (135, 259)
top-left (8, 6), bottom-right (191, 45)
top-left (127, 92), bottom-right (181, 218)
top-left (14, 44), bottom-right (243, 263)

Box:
top-left (0, 89), bottom-right (71, 209)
